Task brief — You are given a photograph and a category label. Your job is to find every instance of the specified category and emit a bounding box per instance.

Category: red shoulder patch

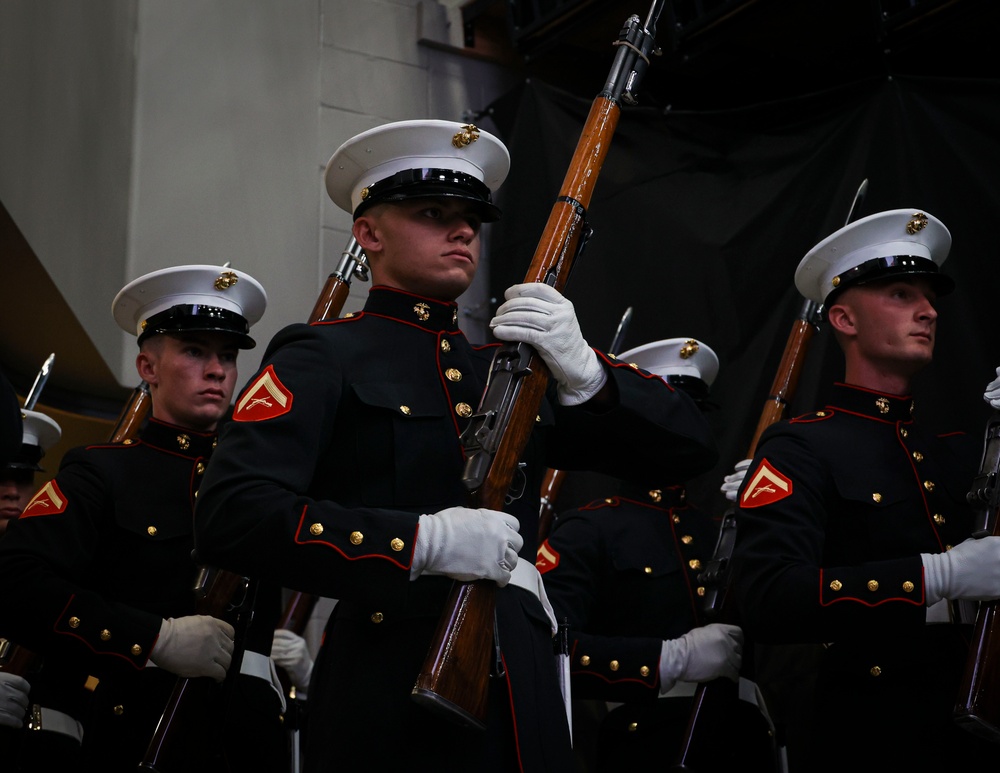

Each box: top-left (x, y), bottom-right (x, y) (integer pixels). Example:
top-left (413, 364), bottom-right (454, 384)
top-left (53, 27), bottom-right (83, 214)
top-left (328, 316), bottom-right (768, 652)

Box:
top-left (536, 540), bottom-right (560, 574)
top-left (21, 480), bottom-right (69, 518)
top-left (233, 365), bottom-right (293, 422)
top-left (740, 459), bottom-right (793, 508)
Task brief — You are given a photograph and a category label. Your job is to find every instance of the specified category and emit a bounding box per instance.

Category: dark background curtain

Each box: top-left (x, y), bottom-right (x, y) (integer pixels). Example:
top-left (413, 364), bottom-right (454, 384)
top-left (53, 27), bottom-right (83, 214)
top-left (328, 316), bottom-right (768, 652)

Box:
top-left (484, 75), bottom-right (1000, 513)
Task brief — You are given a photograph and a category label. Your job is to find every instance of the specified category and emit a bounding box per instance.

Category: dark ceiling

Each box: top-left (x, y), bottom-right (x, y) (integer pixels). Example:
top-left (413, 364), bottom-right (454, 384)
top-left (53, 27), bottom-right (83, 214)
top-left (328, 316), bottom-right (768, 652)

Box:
top-left (464, 0), bottom-right (999, 111)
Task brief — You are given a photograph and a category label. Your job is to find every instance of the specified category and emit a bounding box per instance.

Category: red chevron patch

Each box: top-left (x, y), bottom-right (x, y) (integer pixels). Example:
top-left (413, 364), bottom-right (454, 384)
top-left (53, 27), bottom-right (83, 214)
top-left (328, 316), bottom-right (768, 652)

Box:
top-left (21, 480), bottom-right (68, 518)
top-left (233, 365), bottom-right (293, 422)
top-left (536, 540), bottom-right (560, 574)
top-left (740, 459), bottom-right (793, 508)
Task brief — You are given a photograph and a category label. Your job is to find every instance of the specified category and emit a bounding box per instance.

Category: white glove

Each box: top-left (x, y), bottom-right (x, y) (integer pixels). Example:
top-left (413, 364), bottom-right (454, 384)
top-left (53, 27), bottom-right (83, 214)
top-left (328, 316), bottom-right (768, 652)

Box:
top-left (149, 615), bottom-right (235, 682)
top-left (985, 366), bottom-right (1000, 410)
top-left (411, 507), bottom-right (523, 586)
top-left (271, 629), bottom-right (314, 692)
top-left (0, 672), bottom-right (30, 729)
top-left (720, 459), bottom-right (753, 503)
top-left (659, 623), bottom-right (743, 694)
top-left (922, 536), bottom-right (1000, 605)
top-left (489, 282), bottom-right (607, 406)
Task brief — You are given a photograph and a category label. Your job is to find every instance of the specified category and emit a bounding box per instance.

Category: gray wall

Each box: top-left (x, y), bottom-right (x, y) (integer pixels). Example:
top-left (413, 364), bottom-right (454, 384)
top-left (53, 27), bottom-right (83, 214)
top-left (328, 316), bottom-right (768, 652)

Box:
top-left (1, 0), bottom-right (520, 390)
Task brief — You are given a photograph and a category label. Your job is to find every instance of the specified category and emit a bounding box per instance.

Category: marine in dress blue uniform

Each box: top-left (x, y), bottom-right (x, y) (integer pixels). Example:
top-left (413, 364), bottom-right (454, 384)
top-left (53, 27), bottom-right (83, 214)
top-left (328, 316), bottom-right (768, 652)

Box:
top-left (538, 338), bottom-right (775, 771)
top-left (730, 209), bottom-right (996, 771)
top-left (194, 120), bottom-right (720, 772)
top-left (0, 265), bottom-right (288, 772)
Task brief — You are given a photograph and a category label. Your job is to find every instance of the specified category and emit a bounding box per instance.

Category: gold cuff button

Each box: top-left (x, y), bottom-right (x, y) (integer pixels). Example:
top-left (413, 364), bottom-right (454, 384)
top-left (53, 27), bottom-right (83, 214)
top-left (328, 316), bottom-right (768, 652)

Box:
top-left (390, 538), bottom-right (404, 552)
top-left (829, 580), bottom-right (843, 591)
top-left (902, 581), bottom-right (914, 593)
top-left (309, 523), bottom-right (323, 536)
top-left (100, 629), bottom-right (111, 641)
top-left (609, 660), bottom-right (620, 672)
top-left (370, 612), bottom-right (384, 624)
top-left (579, 655), bottom-right (591, 666)
top-left (147, 526), bottom-right (158, 537)
top-left (131, 644), bottom-right (143, 656)
top-left (867, 580), bottom-right (879, 592)
top-left (69, 616), bottom-right (81, 629)
top-left (350, 531), bottom-right (364, 545)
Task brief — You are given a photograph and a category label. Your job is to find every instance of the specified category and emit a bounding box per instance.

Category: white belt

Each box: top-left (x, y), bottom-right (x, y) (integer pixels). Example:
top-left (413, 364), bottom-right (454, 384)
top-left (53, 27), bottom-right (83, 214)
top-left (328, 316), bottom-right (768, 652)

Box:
top-left (509, 560), bottom-right (557, 634)
top-left (27, 705), bottom-right (84, 744)
top-left (240, 650), bottom-right (287, 713)
top-left (508, 560), bottom-right (571, 742)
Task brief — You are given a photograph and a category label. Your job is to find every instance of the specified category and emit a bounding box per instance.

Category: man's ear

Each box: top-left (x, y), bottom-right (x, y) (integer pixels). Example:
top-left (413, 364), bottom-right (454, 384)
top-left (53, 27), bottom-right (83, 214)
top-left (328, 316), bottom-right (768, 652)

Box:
top-left (826, 302), bottom-right (856, 337)
top-left (135, 350), bottom-right (157, 384)
top-left (353, 215), bottom-right (381, 253)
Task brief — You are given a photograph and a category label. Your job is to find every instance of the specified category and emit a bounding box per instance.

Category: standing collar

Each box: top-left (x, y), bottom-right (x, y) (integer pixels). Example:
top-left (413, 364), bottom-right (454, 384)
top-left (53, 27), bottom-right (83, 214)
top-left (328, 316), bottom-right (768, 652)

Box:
top-left (363, 286), bottom-right (461, 333)
top-left (140, 417), bottom-right (218, 457)
top-left (828, 382), bottom-right (915, 422)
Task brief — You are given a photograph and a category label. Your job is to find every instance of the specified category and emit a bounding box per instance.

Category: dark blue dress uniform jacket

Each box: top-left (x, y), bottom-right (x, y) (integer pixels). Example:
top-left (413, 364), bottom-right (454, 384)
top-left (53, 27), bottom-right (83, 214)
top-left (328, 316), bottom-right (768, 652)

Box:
top-left (731, 382), bottom-right (994, 771)
top-left (537, 483), bottom-right (715, 703)
top-left (194, 286), bottom-right (719, 773)
top-left (0, 418), bottom-right (286, 772)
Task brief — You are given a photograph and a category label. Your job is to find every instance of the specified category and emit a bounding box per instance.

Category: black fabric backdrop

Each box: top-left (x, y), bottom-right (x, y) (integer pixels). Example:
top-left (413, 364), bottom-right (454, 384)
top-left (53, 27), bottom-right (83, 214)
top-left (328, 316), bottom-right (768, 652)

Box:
top-left (481, 75), bottom-right (1000, 514)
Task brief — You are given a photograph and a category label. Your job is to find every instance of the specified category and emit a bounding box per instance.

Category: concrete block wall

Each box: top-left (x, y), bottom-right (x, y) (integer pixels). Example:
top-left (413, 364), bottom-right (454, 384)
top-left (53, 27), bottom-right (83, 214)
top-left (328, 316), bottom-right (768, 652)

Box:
top-left (1, 0), bottom-right (521, 397)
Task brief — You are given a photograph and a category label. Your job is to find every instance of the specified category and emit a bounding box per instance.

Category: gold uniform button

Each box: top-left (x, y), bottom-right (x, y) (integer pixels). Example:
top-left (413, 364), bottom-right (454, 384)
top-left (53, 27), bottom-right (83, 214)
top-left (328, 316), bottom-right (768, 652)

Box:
top-left (100, 629), bottom-right (111, 641)
top-left (830, 580), bottom-right (843, 591)
top-left (900, 427), bottom-right (908, 437)
top-left (370, 612), bottom-right (384, 624)
top-left (69, 616), bottom-right (81, 629)
top-left (113, 705), bottom-right (125, 715)
top-left (604, 498), bottom-right (615, 505)
top-left (648, 489), bottom-right (662, 503)
top-left (390, 538), bottom-right (404, 552)
top-left (445, 368), bottom-right (462, 382)
top-left (902, 581), bottom-right (915, 593)
top-left (579, 655), bottom-right (591, 667)
top-left (350, 531), bottom-right (364, 545)
top-left (131, 644), bottom-right (143, 656)
top-left (872, 492), bottom-right (882, 503)
top-left (697, 586), bottom-right (706, 596)
top-left (440, 339), bottom-right (451, 353)
top-left (309, 523), bottom-right (323, 536)
top-left (924, 480), bottom-right (936, 492)
top-left (147, 526), bottom-right (158, 537)
top-left (399, 405), bottom-right (411, 416)
top-left (933, 513), bottom-right (945, 525)
top-left (867, 580), bottom-right (879, 592)
top-left (643, 567), bottom-right (653, 575)
top-left (870, 666), bottom-right (882, 677)
top-left (815, 411), bottom-right (827, 417)
top-left (628, 722), bottom-right (639, 732)
top-left (672, 514), bottom-right (681, 524)
top-left (123, 439), bottom-right (133, 445)
top-left (640, 666), bottom-right (650, 677)
top-left (196, 461), bottom-right (206, 475)
top-left (455, 402), bottom-right (473, 418)
top-left (681, 535), bottom-right (693, 544)
top-left (177, 434), bottom-right (190, 451)
top-left (609, 660), bottom-right (620, 672)
top-left (688, 559), bottom-right (702, 571)
top-left (912, 451), bottom-right (924, 462)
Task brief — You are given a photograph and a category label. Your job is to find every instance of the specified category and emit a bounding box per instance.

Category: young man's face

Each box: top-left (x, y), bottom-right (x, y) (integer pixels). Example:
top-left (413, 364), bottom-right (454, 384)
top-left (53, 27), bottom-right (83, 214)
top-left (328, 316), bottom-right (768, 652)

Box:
top-left (832, 276), bottom-right (939, 375)
top-left (0, 468), bottom-right (36, 535)
top-left (355, 197), bottom-right (483, 301)
top-left (137, 332), bottom-right (240, 432)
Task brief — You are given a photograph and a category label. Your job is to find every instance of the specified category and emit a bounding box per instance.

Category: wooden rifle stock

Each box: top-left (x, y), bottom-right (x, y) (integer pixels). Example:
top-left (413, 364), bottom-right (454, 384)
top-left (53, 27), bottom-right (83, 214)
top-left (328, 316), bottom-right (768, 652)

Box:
top-left (412, 3), bottom-right (666, 729)
top-left (140, 241), bottom-right (369, 770)
top-left (954, 412), bottom-right (1000, 742)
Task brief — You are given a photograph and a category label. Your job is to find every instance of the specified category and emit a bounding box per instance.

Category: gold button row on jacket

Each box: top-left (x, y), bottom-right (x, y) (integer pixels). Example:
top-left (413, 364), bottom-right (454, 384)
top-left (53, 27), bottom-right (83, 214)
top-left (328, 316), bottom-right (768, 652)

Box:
top-left (829, 579), bottom-right (915, 593)
top-left (576, 655), bottom-right (650, 677)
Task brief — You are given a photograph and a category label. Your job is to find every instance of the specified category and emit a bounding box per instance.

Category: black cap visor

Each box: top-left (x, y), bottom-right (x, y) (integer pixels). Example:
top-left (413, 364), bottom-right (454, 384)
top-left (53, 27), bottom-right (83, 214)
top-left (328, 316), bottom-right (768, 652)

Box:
top-left (353, 168), bottom-right (501, 222)
top-left (825, 255), bottom-right (954, 306)
top-left (139, 304), bottom-right (256, 349)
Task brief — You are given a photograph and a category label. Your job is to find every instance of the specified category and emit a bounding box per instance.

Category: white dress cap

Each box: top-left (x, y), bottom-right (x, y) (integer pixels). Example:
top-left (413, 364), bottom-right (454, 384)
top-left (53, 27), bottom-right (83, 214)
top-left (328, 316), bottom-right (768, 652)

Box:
top-left (617, 337), bottom-right (719, 390)
top-left (112, 265), bottom-right (267, 349)
top-left (9, 409), bottom-right (61, 471)
top-left (795, 209), bottom-right (952, 305)
top-left (324, 119), bottom-right (510, 221)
